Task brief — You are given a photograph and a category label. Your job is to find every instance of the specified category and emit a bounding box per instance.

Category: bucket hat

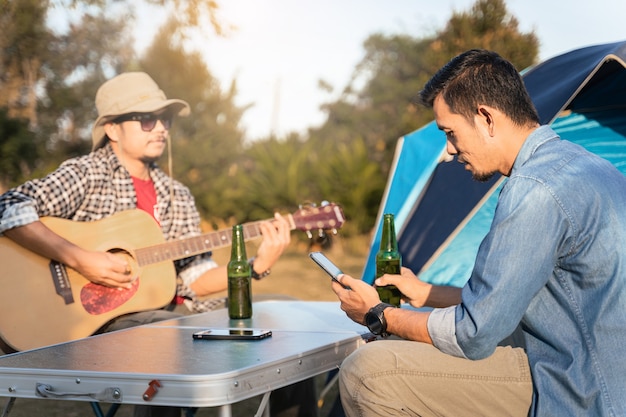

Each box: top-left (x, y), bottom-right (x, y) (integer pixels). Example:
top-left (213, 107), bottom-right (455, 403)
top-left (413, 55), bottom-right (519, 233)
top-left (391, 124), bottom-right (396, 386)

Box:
top-left (91, 72), bottom-right (190, 150)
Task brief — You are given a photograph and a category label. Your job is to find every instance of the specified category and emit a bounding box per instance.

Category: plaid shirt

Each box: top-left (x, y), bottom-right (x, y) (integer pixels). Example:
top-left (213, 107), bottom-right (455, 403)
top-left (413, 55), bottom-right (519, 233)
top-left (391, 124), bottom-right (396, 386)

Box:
top-left (0, 143), bottom-right (222, 312)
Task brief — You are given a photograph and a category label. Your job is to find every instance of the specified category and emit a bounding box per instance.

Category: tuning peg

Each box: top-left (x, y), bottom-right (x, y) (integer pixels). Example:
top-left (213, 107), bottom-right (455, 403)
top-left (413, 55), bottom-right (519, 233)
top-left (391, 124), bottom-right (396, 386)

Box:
top-left (306, 230), bottom-right (313, 239)
top-left (321, 200), bottom-right (330, 207)
top-left (331, 228), bottom-right (338, 235)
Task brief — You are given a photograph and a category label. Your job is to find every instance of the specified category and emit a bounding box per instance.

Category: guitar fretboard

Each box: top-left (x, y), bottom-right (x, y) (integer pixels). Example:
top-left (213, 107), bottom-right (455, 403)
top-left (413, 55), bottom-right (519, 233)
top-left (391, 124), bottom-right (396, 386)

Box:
top-left (133, 220), bottom-right (284, 266)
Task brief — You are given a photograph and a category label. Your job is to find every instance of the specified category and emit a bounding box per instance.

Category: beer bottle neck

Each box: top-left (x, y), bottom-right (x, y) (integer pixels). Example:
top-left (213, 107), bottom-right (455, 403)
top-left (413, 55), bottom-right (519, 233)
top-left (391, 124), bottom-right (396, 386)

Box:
top-left (380, 216), bottom-right (398, 252)
top-left (230, 225), bottom-right (247, 261)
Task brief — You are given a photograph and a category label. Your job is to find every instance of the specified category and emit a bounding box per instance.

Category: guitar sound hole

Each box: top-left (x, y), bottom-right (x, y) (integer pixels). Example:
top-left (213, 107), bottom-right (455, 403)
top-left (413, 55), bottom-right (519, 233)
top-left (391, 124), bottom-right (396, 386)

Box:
top-left (108, 248), bottom-right (138, 276)
top-left (80, 248), bottom-right (141, 315)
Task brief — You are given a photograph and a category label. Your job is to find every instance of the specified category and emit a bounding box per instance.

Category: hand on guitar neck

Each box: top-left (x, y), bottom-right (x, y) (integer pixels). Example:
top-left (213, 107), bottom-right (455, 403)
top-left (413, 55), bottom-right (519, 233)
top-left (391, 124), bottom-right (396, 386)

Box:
top-left (187, 212), bottom-right (291, 297)
top-left (249, 212), bottom-right (292, 274)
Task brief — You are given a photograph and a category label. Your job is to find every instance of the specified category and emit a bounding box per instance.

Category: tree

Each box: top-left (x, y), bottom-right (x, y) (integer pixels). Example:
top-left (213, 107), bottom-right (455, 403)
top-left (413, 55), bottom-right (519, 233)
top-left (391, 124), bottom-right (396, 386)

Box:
top-left (228, 131), bottom-right (384, 237)
top-left (435, 0), bottom-right (538, 67)
top-left (235, 134), bottom-right (317, 220)
top-left (308, 135), bottom-right (386, 236)
top-left (0, 0), bottom-right (49, 127)
top-left (0, 109), bottom-right (38, 191)
top-left (0, 0), bottom-right (227, 189)
top-left (307, 0), bottom-right (538, 233)
top-left (144, 0), bottom-right (230, 38)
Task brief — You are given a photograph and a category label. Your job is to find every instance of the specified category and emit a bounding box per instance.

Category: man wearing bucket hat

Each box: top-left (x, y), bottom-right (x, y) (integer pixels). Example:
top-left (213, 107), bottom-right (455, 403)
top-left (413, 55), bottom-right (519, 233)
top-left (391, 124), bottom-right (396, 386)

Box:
top-left (0, 72), bottom-right (311, 416)
top-left (0, 71), bottom-right (290, 312)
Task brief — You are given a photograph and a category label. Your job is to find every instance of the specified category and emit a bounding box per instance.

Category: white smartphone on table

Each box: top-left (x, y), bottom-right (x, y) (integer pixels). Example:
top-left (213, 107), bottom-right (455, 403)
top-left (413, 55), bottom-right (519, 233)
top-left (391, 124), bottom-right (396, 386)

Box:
top-left (192, 328), bottom-right (272, 341)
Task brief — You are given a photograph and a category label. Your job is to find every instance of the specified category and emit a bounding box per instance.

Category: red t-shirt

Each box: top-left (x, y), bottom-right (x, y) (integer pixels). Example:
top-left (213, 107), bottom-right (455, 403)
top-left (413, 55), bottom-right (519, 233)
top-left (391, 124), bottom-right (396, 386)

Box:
top-left (131, 176), bottom-right (159, 224)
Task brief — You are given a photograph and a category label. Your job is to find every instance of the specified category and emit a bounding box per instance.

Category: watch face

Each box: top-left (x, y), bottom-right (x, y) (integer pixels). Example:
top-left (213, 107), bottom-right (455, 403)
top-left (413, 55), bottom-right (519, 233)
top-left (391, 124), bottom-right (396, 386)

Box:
top-left (366, 311), bottom-right (384, 335)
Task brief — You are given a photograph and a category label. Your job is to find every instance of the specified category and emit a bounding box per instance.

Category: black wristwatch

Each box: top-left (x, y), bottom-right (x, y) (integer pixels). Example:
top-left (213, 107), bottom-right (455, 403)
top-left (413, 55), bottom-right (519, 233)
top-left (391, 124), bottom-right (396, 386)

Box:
top-left (248, 257), bottom-right (271, 280)
top-left (364, 303), bottom-right (395, 337)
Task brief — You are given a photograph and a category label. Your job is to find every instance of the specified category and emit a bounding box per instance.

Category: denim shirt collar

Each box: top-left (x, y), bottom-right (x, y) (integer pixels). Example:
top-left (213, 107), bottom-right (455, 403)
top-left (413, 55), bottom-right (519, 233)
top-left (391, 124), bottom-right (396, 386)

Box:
top-left (511, 125), bottom-right (560, 176)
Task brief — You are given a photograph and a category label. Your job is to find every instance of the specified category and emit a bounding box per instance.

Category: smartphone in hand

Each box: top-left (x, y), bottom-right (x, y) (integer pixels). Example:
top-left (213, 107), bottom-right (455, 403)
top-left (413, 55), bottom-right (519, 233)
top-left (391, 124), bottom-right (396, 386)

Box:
top-left (309, 251), bottom-right (351, 289)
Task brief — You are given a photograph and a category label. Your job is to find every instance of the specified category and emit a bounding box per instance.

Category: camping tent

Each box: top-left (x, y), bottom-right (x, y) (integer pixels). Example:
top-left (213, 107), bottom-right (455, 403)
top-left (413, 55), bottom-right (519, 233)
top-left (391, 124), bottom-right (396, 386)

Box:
top-left (362, 40), bottom-right (626, 287)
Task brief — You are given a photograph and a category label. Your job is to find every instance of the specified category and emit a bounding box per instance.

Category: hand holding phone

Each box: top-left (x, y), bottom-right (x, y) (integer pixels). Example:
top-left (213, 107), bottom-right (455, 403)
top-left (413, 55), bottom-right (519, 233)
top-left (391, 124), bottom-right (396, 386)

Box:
top-left (309, 251), bottom-right (351, 289)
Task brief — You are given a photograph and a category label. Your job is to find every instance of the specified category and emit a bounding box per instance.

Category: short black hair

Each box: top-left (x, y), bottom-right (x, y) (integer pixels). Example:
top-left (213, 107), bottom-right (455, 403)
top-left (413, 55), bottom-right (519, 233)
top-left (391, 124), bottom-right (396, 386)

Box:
top-left (417, 49), bottom-right (539, 126)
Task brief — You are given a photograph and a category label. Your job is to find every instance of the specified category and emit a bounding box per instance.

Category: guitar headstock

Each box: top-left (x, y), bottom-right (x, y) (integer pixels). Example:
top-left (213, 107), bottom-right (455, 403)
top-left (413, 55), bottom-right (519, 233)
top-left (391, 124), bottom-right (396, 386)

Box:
top-left (292, 202), bottom-right (345, 237)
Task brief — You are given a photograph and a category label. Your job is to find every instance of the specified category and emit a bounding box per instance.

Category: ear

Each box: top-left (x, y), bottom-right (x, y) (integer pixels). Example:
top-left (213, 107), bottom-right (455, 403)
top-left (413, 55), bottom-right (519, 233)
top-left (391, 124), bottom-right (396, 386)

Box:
top-left (477, 105), bottom-right (495, 136)
top-left (103, 122), bottom-right (119, 143)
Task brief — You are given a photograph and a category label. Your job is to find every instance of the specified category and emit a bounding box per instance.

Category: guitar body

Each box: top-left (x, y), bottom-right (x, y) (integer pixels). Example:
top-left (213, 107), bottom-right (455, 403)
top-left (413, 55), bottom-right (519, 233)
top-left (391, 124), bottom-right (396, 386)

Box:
top-left (0, 210), bottom-right (176, 352)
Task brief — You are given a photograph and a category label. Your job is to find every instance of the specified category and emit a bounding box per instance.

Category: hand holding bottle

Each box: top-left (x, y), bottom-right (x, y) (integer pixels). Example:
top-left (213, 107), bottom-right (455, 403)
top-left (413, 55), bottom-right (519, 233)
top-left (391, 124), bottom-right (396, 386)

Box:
top-left (376, 267), bottom-right (462, 309)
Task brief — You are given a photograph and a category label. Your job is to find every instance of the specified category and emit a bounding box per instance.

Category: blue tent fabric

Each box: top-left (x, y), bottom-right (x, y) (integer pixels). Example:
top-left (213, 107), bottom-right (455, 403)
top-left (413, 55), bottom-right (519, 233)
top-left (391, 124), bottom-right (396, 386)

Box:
top-left (382, 122), bottom-right (446, 230)
top-left (396, 156), bottom-right (500, 280)
top-left (523, 40), bottom-right (626, 124)
top-left (361, 122), bottom-right (446, 283)
top-left (418, 180), bottom-right (502, 287)
top-left (361, 40), bottom-right (626, 285)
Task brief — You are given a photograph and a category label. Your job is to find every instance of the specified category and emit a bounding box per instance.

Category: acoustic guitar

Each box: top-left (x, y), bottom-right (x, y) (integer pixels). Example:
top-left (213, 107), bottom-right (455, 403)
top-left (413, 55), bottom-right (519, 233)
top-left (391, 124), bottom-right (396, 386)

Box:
top-left (0, 203), bottom-right (345, 352)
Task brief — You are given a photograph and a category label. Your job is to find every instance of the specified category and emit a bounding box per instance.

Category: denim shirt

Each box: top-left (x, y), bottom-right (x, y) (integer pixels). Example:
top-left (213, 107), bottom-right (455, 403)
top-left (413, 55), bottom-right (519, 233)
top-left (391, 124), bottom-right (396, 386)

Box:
top-left (428, 126), bottom-right (626, 416)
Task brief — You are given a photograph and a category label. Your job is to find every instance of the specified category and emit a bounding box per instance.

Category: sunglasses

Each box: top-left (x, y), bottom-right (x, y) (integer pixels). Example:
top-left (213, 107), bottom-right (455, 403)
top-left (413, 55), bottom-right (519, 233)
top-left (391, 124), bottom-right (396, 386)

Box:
top-left (114, 113), bottom-right (172, 131)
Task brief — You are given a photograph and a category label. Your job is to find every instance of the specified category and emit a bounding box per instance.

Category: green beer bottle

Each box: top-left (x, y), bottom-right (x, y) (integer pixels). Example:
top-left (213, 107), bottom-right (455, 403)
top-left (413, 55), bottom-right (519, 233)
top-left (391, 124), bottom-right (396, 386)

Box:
top-left (227, 224), bottom-right (252, 319)
top-left (375, 213), bottom-right (402, 307)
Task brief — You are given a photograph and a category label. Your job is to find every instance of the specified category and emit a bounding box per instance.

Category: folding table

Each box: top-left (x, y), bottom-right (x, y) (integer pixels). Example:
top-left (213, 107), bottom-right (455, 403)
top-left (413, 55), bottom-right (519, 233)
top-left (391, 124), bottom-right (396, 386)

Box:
top-left (0, 301), bottom-right (366, 416)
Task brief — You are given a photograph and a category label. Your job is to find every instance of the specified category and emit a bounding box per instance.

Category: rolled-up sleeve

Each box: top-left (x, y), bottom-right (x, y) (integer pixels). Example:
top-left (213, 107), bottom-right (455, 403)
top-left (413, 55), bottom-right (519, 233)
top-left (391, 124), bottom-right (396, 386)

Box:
top-left (428, 306), bottom-right (468, 358)
top-left (0, 199), bottom-right (39, 234)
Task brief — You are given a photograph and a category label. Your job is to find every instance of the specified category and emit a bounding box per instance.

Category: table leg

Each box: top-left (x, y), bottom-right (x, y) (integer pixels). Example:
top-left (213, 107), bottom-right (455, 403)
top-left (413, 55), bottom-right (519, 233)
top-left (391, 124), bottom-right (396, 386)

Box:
top-left (255, 392), bottom-right (271, 417)
top-left (0, 397), bottom-right (15, 417)
top-left (89, 401), bottom-right (121, 417)
top-left (218, 404), bottom-right (232, 417)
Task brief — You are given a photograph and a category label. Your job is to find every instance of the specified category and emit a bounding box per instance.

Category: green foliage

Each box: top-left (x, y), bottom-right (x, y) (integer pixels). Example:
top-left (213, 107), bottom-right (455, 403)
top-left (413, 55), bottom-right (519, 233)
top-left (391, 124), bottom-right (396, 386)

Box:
top-left (0, 109), bottom-right (39, 188)
top-left (307, 136), bottom-right (386, 236)
top-left (435, 0), bottom-right (538, 70)
top-left (144, 0), bottom-right (230, 36)
top-left (235, 135), bottom-right (314, 220)
top-left (224, 132), bottom-right (385, 237)
top-left (0, 0), bottom-right (137, 186)
top-left (0, 0), bottom-right (49, 127)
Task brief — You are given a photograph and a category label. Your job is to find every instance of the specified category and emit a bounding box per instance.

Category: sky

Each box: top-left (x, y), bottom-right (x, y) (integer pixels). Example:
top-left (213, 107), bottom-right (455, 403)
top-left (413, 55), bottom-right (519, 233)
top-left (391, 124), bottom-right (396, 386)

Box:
top-left (137, 0), bottom-right (626, 141)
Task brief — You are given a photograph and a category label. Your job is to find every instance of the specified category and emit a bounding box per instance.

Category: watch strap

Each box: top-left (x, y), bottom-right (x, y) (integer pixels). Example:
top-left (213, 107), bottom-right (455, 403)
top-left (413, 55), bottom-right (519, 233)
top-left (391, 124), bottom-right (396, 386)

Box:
top-left (248, 257), bottom-right (271, 280)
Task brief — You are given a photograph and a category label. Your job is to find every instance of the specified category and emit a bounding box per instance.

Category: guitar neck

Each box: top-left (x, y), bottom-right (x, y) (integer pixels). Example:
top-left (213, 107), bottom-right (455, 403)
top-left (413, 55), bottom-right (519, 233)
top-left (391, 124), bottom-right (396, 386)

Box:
top-left (133, 215), bottom-right (295, 267)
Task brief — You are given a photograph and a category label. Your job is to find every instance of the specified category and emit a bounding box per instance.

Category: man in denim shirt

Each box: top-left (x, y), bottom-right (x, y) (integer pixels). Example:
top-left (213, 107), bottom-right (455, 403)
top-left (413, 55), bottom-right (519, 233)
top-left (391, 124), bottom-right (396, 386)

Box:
top-left (333, 49), bottom-right (626, 416)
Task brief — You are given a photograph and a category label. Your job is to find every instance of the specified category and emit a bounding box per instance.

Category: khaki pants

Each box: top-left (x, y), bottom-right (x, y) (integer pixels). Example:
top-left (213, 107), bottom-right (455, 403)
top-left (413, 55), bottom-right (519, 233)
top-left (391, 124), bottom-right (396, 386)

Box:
top-left (339, 340), bottom-right (532, 417)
